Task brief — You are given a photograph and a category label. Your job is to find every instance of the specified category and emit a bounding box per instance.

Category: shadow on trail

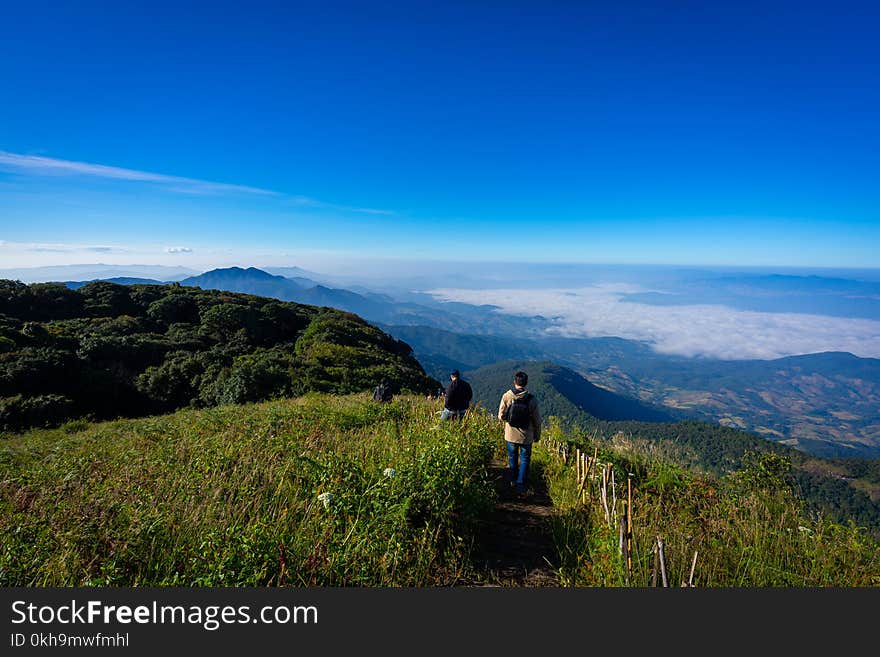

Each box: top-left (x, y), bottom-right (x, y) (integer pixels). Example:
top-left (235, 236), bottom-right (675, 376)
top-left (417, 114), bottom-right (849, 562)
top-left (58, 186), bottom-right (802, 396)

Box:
top-left (468, 457), bottom-right (560, 586)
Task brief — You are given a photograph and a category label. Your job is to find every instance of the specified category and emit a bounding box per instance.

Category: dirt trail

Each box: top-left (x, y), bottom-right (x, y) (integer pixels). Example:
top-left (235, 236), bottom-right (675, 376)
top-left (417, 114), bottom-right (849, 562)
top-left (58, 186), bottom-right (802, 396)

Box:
top-left (469, 458), bottom-right (560, 586)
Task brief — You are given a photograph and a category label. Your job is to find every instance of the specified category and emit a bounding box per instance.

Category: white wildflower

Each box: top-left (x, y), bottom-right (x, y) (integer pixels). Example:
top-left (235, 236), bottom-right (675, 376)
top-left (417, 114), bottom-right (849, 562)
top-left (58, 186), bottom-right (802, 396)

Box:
top-left (383, 468), bottom-right (397, 478)
top-left (317, 492), bottom-right (334, 509)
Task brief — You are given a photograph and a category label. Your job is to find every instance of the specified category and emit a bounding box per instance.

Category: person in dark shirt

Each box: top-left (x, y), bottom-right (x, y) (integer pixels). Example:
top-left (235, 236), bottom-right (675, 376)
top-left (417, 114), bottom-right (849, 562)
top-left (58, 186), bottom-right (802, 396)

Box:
top-left (372, 378), bottom-right (394, 403)
top-left (441, 369), bottom-right (472, 421)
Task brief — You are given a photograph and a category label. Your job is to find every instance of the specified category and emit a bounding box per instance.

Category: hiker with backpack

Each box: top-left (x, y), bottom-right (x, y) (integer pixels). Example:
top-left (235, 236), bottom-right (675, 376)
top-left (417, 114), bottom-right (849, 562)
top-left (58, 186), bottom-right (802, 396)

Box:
top-left (498, 370), bottom-right (541, 495)
top-left (373, 378), bottom-right (394, 403)
top-left (441, 369), bottom-right (472, 421)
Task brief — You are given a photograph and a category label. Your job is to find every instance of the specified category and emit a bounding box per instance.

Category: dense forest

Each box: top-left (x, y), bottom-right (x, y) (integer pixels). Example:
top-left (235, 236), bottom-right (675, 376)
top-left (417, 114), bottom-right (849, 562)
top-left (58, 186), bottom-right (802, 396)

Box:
top-left (0, 279), bottom-right (437, 432)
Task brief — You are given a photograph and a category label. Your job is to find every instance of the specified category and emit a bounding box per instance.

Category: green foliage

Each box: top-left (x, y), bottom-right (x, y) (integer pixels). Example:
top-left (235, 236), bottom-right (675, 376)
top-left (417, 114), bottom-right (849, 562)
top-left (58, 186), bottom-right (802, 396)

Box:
top-left (537, 424), bottom-right (880, 587)
top-left (0, 394), bottom-right (74, 432)
top-left (2, 394), bottom-right (878, 587)
top-left (147, 294), bottom-right (200, 325)
top-left (0, 395), bottom-right (496, 586)
top-left (0, 280), bottom-right (438, 432)
top-left (729, 451), bottom-right (793, 493)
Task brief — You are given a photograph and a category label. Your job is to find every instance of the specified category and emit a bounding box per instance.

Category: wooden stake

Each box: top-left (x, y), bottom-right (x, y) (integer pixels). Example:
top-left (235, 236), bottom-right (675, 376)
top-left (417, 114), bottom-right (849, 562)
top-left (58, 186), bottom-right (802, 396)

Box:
top-left (651, 541), bottom-right (659, 587)
top-left (621, 500), bottom-right (629, 585)
top-left (626, 474), bottom-right (633, 577)
top-left (576, 448), bottom-right (582, 484)
top-left (611, 468), bottom-right (617, 525)
top-left (581, 447), bottom-right (598, 498)
top-left (601, 465), bottom-right (611, 524)
top-left (688, 550), bottom-right (698, 587)
top-left (578, 456), bottom-right (591, 493)
top-left (657, 536), bottom-right (668, 587)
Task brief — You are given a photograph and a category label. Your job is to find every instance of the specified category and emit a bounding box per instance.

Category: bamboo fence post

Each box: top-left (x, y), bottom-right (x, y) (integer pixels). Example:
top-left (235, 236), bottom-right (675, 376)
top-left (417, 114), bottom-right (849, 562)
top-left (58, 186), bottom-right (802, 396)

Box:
top-left (626, 474), bottom-right (633, 578)
top-left (651, 541), bottom-right (659, 587)
top-left (621, 500), bottom-right (629, 585)
top-left (601, 464), bottom-right (611, 525)
top-left (578, 455), bottom-right (591, 493)
top-left (582, 447), bottom-right (598, 498)
top-left (657, 536), bottom-right (668, 587)
top-left (611, 467), bottom-right (617, 526)
top-left (576, 448), bottom-right (582, 484)
top-left (688, 551), bottom-right (698, 587)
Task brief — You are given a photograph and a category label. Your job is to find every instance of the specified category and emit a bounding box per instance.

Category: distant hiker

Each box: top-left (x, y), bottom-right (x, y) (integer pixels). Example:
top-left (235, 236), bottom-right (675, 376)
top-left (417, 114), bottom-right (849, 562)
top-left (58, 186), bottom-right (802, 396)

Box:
top-left (498, 370), bottom-right (541, 495)
top-left (373, 378), bottom-right (394, 403)
top-left (441, 369), bottom-right (472, 421)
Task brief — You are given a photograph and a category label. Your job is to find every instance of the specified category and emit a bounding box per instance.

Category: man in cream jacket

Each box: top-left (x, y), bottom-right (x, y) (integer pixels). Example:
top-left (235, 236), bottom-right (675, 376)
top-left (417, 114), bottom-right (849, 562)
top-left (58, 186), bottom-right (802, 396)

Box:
top-left (498, 370), bottom-right (542, 495)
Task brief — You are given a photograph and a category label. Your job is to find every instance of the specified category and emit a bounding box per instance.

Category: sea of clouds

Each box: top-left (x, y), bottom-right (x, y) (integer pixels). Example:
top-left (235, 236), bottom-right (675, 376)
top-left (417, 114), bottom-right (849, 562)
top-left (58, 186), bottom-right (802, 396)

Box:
top-left (427, 283), bottom-right (880, 360)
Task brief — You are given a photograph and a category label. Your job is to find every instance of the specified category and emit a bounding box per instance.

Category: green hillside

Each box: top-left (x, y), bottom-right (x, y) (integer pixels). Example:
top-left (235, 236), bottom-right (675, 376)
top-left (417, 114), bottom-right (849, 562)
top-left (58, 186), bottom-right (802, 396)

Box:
top-left (0, 395), bottom-right (496, 586)
top-left (0, 279), bottom-right (437, 432)
top-left (2, 394), bottom-right (878, 586)
top-left (465, 360), bottom-right (673, 423)
top-left (465, 360), bottom-right (880, 530)
top-left (381, 324), bottom-right (548, 381)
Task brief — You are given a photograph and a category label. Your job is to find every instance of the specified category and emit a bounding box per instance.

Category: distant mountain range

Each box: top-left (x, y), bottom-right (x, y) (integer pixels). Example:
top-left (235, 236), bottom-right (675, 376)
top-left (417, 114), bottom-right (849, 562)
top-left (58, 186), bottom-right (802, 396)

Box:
top-left (66, 277), bottom-right (165, 289)
top-left (0, 263), bottom-right (199, 283)
top-left (57, 265), bottom-right (880, 459)
top-left (167, 266), bottom-right (545, 334)
top-left (619, 273), bottom-right (880, 320)
top-left (384, 324), bottom-right (880, 459)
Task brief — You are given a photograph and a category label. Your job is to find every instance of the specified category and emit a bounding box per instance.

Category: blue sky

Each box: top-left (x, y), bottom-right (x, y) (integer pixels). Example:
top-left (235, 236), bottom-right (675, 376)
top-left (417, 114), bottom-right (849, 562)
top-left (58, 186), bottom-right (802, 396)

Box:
top-left (1, 0), bottom-right (878, 270)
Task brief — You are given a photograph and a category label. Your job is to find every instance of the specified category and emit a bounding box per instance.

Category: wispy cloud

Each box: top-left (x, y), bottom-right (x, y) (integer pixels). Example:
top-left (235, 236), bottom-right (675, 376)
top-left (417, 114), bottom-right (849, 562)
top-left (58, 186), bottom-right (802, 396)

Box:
top-left (287, 195), bottom-right (395, 216)
top-left (0, 150), bottom-right (394, 214)
top-left (0, 151), bottom-right (279, 197)
top-left (164, 246), bottom-right (193, 254)
top-left (21, 242), bottom-right (129, 255)
top-left (428, 284), bottom-right (880, 360)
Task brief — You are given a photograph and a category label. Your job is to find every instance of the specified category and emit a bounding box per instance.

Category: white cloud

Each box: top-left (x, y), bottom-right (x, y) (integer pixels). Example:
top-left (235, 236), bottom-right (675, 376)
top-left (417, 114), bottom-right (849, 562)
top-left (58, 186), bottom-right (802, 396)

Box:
top-left (286, 195), bottom-right (395, 216)
top-left (427, 284), bottom-right (880, 360)
top-left (20, 242), bottom-right (128, 255)
top-left (164, 246), bottom-right (193, 254)
top-left (0, 150), bottom-right (279, 196)
top-left (0, 151), bottom-right (393, 214)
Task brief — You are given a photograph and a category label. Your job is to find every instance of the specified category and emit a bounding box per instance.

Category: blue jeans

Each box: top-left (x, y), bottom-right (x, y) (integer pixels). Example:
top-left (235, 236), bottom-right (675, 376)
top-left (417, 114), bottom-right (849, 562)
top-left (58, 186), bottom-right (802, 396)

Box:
top-left (507, 441), bottom-right (532, 491)
top-left (441, 408), bottom-right (466, 421)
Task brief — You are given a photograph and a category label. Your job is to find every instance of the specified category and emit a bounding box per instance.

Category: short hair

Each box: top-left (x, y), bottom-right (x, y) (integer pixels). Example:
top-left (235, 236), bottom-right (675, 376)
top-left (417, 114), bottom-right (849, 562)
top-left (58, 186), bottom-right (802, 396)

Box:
top-left (514, 371), bottom-right (528, 387)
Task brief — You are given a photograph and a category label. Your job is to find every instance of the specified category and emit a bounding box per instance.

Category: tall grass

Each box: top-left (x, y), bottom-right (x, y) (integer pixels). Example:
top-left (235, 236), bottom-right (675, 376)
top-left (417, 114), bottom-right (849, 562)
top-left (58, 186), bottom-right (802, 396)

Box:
top-left (6, 398), bottom-right (877, 587)
top-left (535, 420), bottom-right (880, 587)
top-left (0, 394), bottom-right (497, 586)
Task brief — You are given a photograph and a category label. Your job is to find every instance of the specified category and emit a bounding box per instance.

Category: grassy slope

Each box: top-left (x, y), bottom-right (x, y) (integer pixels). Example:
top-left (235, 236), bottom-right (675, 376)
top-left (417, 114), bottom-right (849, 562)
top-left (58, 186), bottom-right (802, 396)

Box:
top-left (536, 424), bottom-right (880, 586)
top-left (2, 395), bottom-right (878, 587)
top-left (0, 394), bottom-right (496, 586)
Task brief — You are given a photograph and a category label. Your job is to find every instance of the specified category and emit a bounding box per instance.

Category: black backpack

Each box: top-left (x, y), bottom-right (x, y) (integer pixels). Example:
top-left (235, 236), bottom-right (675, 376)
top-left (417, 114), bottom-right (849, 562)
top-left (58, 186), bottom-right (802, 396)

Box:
top-left (505, 391), bottom-right (532, 429)
top-left (373, 382), bottom-right (393, 403)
